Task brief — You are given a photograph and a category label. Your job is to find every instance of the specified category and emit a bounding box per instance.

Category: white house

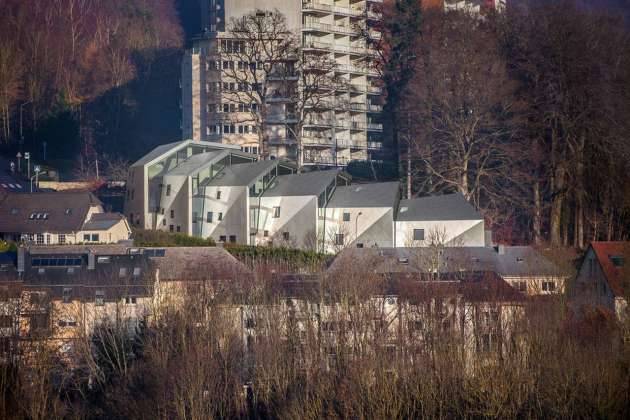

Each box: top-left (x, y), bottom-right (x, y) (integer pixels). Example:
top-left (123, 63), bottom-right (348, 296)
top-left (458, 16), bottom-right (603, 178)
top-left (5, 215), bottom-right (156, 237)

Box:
top-left (324, 182), bottom-right (400, 252)
top-left (395, 193), bottom-right (485, 247)
top-left (253, 170), bottom-right (350, 249)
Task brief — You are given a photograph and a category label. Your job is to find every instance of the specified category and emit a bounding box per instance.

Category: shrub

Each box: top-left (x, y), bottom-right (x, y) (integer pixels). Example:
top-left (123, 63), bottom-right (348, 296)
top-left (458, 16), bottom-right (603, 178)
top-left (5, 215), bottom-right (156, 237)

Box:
top-left (132, 229), bottom-right (216, 247)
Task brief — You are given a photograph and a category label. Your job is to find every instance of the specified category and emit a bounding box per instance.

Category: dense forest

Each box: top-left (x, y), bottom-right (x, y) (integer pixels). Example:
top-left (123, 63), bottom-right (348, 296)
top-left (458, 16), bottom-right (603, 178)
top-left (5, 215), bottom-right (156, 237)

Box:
top-left (380, 1), bottom-right (630, 246)
top-left (0, 0), bottom-right (184, 173)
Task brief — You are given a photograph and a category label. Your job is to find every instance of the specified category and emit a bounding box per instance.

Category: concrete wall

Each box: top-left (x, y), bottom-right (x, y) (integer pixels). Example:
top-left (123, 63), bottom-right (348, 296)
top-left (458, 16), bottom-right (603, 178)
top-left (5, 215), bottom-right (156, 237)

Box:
top-left (225, 0), bottom-right (302, 30)
top-left (324, 206), bottom-right (394, 253)
top-left (254, 195), bottom-right (318, 248)
top-left (157, 174), bottom-right (191, 234)
top-left (395, 219), bottom-right (485, 248)
top-left (124, 165), bottom-right (147, 228)
top-left (195, 185), bottom-right (249, 243)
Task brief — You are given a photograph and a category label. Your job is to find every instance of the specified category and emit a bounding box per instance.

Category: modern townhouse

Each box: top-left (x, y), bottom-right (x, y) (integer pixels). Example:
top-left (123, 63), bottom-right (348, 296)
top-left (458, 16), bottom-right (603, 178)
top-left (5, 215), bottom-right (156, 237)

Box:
top-left (395, 193), bottom-right (486, 247)
top-left (125, 138), bottom-right (251, 230)
top-left (0, 191), bottom-right (131, 245)
top-left (183, 0), bottom-right (384, 167)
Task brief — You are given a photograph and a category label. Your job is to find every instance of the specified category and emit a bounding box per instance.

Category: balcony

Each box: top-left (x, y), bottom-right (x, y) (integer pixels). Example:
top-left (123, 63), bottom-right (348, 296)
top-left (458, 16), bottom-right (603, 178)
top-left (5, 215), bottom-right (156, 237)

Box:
top-left (368, 141), bottom-right (383, 150)
top-left (302, 136), bottom-right (333, 147)
top-left (367, 85), bottom-right (383, 95)
top-left (266, 114), bottom-right (298, 124)
top-left (303, 155), bottom-right (351, 166)
top-left (302, 2), bottom-right (365, 17)
top-left (303, 19), bottom-right (359, 36)
top-left (304, 118), bottom-right (334, 127)
top-left (367, 122), bottom-right (383, 131)
top-left (303, 40), bottom-right (332, 51)
top-left (367, 103), bottom-right (383, 112)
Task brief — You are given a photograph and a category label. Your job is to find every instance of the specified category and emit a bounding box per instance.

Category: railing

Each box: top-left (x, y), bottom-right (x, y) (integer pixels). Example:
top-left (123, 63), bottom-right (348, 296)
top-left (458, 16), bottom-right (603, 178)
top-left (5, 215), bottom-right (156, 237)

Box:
top-left (368, 141), bottom-right (383, 150)
top-left (303, 155), bottom-right (351, 166)
top-left (367, 103), bottom-right (383, 112)
top-left (367, 85), bottom-right (382, 95)
top-left (303, 19), bottom-right (359, 36)
top-left (302, 2), bottom-right (365, 17)
top-left (367, 123), bottom-right (383, 131)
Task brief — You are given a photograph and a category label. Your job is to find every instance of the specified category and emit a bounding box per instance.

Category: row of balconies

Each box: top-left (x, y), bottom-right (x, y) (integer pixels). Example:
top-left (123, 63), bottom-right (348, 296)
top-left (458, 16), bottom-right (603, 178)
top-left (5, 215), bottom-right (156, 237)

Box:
top-left (305, 99), bottom-right (383, 112)
top-left (303, 40), bottom-right (378, 57)
top-left (304, 117), bottom-right (383, 131)
top-left (302, 1), bottom-right (383, 19)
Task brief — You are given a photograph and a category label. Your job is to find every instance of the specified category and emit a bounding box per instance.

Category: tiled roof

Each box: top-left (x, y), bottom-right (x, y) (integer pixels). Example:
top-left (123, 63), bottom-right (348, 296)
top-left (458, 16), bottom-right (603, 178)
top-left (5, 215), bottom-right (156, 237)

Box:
top-left (82, 213), bottom-right (127, 231)
top-left (590, 241), bottom-right (628, 297)
top-left (0, 191), bottom-right (101, 234)
top-left (150, 247), bottom-right (252, 281)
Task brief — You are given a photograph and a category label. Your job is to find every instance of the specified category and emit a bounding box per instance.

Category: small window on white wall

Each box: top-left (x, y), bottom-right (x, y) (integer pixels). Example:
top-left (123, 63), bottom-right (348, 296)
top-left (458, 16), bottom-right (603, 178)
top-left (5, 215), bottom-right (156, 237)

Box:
top-left (273, 207), bottom-right (280, 218)
top-left (343, 212), bottom-right (351, 222)
top-left (413, 229), bottom-right (425, 241)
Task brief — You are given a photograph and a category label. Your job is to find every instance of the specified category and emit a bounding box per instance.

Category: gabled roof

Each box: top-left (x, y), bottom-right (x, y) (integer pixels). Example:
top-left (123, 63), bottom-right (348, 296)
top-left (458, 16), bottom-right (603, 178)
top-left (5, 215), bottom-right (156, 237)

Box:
top-left (150, 247), bottom-right (252, 281)
top-left (397, 193), bottom-right (482, 222)
top-left (0, 192), bottom-right (101, 234)
top-left (204, 160), bottom-right (279, 187)
top-left (131, 139), bottom-right (240, 167)
top-left (263, 169), bottom-right (341, 197)
top-left (328, 181), bottom-right (400, 208)
top-left (163, 150), bottom-right (225, 176)
top-left (82, 213), bottom-right (127, 231)
top-left (590, 241), bottom-right (628, 297)
top-left (329, 246), bottom-right (566, 280)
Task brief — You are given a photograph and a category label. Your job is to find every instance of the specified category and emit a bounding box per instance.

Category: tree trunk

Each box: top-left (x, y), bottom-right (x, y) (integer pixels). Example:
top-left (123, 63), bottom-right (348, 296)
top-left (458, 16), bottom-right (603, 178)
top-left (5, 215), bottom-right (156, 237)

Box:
top-left (533, 181), bottom-right (542, 245)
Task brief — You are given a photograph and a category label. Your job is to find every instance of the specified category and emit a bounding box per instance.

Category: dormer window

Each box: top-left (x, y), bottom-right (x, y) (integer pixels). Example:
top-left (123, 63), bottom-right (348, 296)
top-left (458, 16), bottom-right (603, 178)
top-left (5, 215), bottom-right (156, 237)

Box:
top-left (29, 213), bottom-right (36, 220)
top-left (610, 255), bottom-right (624, 267)
top-left (65, 208), bottom-right (72, 215)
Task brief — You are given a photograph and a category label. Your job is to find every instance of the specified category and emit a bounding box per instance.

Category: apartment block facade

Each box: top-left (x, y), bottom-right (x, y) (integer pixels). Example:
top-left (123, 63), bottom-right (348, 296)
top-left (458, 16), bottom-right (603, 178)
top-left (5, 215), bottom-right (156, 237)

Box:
top-left (183, 0), bottom-right (384, 167)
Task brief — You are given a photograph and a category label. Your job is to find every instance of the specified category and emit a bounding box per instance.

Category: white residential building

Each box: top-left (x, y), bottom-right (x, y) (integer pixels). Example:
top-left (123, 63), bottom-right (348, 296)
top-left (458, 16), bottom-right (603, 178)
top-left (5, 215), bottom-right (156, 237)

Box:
top-left (182, 0), bottom-right (384, 167)
top-left (395, 193), bottom-right (486, 248)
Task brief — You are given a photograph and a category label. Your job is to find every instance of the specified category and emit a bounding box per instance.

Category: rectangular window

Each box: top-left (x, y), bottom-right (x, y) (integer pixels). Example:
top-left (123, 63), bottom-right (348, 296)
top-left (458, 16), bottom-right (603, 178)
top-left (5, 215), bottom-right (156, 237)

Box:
top-left (162, 219), bottom-right (166, 226)
top-left (62, 287), bottom-right (72, 304)
top-left (133, 267), bottom-right (141, 277)
top-left (335, 233), bottom-right (344, 246)
top-left (83, 234), bottom-right (90, 242)
top-left (58, 234), bottom-right (66, 244)
top-left (517, 281), bottom-right (527, 292)
top-left (192, 211), bottom-right (198, 223)
top-left (176, 226), bottom-right (181, 232)
top-left (413, 229), bottom-right (425, 241)
top-left (95, 290), bottom-right (105, 306)
top-left (264, 230), bottom-right (269, 237)
top-left (207, 212), bottom-right (213, 223)
top-left (343, 212), bottom-right (351, 222)
top-left (170, 210), bottom-right (175, 218)
top-left (119, 267), bottom-right (127, 277)
top-left (542, 281), bottom-right (556, 292)
top-left (36, 234), bottom-right (44, 245)
top-left (283, 232), bottom-right (290, 241)
top-left (125, 296), bottom-right (137, 305)
top-left (219, 235), bottom-right (227, 242)
top-left (91, 234), bottom-right (99, 242)
top-left (223, 103), bottom-right (229, 113)
top-left (46, 234), bottom-right (51, 244)
top-left (216, 190), bottom-right (222, 199)
top-left (273, 207), bottom-right (280, 218)
top-left (218, 212), bottom-right (223, 221)
top-left (169, 225), bottom-right (174, 232)
top-left (229, 235), bottom-right (237, 243)
top-left (166, 185), bottom-right (171, 196)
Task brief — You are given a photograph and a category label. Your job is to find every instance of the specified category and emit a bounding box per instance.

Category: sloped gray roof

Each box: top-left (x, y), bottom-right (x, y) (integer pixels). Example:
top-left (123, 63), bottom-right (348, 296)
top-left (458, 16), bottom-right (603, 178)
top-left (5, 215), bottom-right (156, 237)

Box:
top-left (164, 151), bottom-right (225, 176)
top-left (131, 140), bottom-right (187, 167)
top-left (82, 213), bottom-right (127, 231)
top-left (204, 160), bottom-right (278, 187)
top-left (263, 169), bottom-right (340, 197)
top-left (397, 193), bottom-right (482, 221)
top-left (330, 246), bottom-right (565, 278)
top-left (328, 182), bottom-right (400, 208)
top-left (151, 247), bottom-right (252, 281)
top-left (0, 192), bottom-right (101, 234)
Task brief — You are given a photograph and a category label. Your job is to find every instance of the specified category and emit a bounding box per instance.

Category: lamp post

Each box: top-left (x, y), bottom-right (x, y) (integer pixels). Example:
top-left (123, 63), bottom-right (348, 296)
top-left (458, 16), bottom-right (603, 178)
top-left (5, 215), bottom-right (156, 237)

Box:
top-left (19, 101), bottom-right (31, 151)
top-left (355, 211), bottom-right (363, 245)
top-left (25, 152), bottom-right (30, 180)
top-left (16, 152), bottom-right (22, 173)
top-left (31, 165), bottom-right (41, 193)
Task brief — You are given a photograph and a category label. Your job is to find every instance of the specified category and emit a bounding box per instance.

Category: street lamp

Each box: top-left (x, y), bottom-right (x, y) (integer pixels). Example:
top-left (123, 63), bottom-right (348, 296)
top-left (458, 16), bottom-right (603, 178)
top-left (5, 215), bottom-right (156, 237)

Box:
top-left (355, 211), bottom-right (363, 245)
top-left (30, 165), bottom-right (42, 193)
top-left (16, 152), bottom-right (22, 173)
top-left (24, 152), bottom-right (30, 180)
top-left (19, 101), bottom-right (31, 150)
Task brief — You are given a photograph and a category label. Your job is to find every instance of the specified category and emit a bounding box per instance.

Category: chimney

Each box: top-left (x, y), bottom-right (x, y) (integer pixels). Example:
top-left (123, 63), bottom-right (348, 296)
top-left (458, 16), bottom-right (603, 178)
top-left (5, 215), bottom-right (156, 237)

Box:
top-left (88, 250), bottom-right (95, 270)
top-left (17, 246), bottom-right (25, 273)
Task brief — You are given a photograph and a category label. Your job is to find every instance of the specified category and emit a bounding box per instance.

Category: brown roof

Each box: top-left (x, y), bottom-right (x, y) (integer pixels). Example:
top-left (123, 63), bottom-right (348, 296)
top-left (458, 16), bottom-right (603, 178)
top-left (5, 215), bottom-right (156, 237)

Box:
top-left (590, 242), bottom-right (628, 297)
top-left (0, 191), bottom-right (102, 234)
top-left (151, 247), bottom-right (252, 282)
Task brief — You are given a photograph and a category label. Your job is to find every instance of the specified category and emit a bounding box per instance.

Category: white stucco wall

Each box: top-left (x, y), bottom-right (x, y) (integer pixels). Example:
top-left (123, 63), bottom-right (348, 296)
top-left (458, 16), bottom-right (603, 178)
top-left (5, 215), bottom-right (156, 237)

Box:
top-left (324, 207), bottom-right (394, 253)
top-left (394, 219), bottom-right (485, 248)
top-left (196, 185), bottom-right (249, 244)
top-left (254, 195), bottom-right (318, 248)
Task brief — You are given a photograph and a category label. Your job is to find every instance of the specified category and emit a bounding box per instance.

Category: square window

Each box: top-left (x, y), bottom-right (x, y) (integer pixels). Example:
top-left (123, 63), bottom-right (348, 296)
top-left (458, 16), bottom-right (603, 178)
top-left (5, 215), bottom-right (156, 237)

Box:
top-left (83, 234), bottom-right (90, 242)
top-left (133, 267), bottom-right (141, 276)
top-left (58, 234), bottom-right (66, 244)
top-left (219, 235), bottom-right (227, 242)
top-left (413, 229), bottom-right (425, 241)
top-left (95, 290), bottom-right (105, 306)
top-left (229, 235), bottom-right (237, 243)
top-left (119, 267), bottom-right (127, 277)
top-left (36, 234), bottom-right (44, 245)
top-left (343, 212), bottom-right (351, 222)
top-left (176, 226), bottom-right (181, 232)
top-left (91, 234), bottom-right (99, 242)
top-left (273, 207), bottom-right (280, 218)
top-left (169, 225), bottom-right (174, 232)
top-left (356, 243), bottom-right (364, 248)
top-left (335, 233), bottom-right (344, 246)
top-left (125, 296), bottom-right (137, 305)
top-left (542, 281), bottom-right (556, 292)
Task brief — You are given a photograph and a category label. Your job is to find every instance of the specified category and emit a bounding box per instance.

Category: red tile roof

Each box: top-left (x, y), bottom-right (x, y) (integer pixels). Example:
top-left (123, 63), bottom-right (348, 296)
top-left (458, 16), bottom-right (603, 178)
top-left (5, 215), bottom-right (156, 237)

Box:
top-left (590, 242), bottom-right (628, 297)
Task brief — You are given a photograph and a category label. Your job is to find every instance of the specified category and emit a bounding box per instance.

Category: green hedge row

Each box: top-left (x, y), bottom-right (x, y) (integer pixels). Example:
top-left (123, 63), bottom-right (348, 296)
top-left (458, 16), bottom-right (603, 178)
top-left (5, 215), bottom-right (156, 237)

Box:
top-left (132, 229), bottom-right (216, 247)
top-left (224, 244), bottom-right (330, 266)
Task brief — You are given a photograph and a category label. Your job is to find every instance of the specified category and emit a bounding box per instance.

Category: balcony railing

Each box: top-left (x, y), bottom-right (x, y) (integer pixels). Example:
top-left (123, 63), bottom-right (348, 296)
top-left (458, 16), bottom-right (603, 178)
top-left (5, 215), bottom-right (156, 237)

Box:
top-left (303, 19), bottom-right (359, 36)
top-left (367, 123), bottom-right (383, 131)
top-left (302, 2), bottom-right (365, 17)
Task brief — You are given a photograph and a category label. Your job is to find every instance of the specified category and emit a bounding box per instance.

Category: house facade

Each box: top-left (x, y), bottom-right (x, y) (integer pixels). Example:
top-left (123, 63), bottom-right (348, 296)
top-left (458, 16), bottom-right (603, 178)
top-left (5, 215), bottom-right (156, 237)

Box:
top-left (0, 191), bottom-right (131, 245)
